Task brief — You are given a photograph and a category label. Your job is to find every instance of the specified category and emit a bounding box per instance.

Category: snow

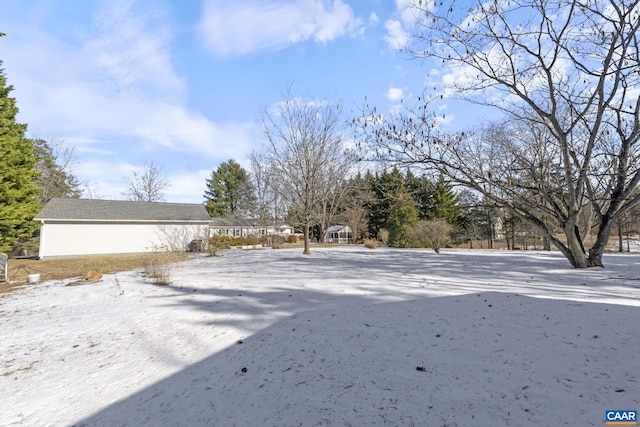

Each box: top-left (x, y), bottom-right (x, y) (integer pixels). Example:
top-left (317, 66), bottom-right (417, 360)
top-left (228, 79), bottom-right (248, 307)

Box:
top-left (1, 246), bottom-right (639, 426)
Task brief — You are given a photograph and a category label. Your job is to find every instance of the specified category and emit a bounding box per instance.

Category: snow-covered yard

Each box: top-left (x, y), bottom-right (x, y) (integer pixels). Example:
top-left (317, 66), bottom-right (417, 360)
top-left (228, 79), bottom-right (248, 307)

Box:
top-left (1, 246), bottom-right (639, 426)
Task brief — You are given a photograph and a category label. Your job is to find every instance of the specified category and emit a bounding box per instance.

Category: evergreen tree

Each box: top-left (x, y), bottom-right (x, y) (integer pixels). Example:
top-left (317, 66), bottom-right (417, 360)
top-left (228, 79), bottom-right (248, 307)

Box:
top-left (386, 188), bottom-right (418, 247)
top-left (366, 167), bottom-right (406, 238)
top-left (430, 175), bottom-right (460, 223)
top-left (204, 159), bottom-right (256, 218)
top-left (405, 170), bottom-right (435, 220)
top-left (0, 64), bottom-right (41, 252)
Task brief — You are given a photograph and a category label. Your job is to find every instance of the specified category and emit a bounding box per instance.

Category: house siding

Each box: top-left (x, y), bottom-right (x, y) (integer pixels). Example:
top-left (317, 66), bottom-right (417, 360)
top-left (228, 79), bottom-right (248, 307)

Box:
top-left (35, 199), bottom-right (212, 259)
top-left (38, 222), bottom-right (209, 258)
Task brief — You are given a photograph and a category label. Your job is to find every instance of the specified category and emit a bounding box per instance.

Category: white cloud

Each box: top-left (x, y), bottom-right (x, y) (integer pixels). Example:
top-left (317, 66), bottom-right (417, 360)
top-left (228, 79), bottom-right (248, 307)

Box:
top-left (164, 169), bottom-right (212, 204)
top-left (6, 0), bottom-right (240, 159)
top-left (132, 104), bottom-right (257, 160)
top-left (76, 159), bottom-right (140, 200)
top-left (1, 0), bottom-right (261, 203)
top-left (198, 0), bottom-right (363, 57)
top-left (395, 0), bottom-right (423, 24)
top-left (368, 12), bottom-right (379, 27)
top-left (385, 87), bottom-right (404, 101)
top-left (85, 0), bottom-right (185, 99)
top-left (383, 0), bottom-right (428, 50)
top-left (383, 19), bottom-right (408, 50)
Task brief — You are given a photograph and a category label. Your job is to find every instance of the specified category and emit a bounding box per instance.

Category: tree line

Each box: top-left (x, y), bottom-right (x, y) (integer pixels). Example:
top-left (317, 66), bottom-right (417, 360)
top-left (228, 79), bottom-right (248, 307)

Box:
top-left (3, 0), bottom-right (640, 268)
top-left (353, 0), bottom-right (640, 268)
top-left (202, 153), bottom-right (584, 254)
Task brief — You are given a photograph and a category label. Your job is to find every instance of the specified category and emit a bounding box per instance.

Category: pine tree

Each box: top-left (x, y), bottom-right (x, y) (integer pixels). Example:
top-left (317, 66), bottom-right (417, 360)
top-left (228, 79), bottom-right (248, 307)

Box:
top-left (430, 175), bottom-right (460, 223)
top-left (386, 188), bottom-right (418, 247)
top-left (366, 168), bottom-right (406, 238)
top-left (0, 64), bottom-right (41, 252)
top-left (405, 170), bottom-right (436, 220)
top-left (204, 159), bottom-right (256, 218)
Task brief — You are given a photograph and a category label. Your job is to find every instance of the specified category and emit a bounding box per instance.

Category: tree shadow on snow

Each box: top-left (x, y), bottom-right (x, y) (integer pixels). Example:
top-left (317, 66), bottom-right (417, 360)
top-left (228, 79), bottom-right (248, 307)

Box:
top-left (73, 256), bottom-right (640, 427)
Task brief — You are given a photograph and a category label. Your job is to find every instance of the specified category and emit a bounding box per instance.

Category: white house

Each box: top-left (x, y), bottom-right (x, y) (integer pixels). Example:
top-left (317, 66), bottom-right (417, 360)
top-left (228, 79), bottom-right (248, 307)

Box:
top-left (209, 218), bottom-right (294, 238)
top-left (326, 225), bottom-right (353, 244)
top-left (35, 199), bottom-right (212, 259)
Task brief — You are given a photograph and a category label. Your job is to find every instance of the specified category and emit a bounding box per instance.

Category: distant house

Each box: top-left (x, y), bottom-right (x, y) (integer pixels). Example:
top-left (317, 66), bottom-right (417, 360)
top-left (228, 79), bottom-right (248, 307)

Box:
top-left (209, 218), bottom-right (294, 238)
top-left (34, 199), bottom-right (211, 259)
top-left (326, 225), bottom-right (353, 244)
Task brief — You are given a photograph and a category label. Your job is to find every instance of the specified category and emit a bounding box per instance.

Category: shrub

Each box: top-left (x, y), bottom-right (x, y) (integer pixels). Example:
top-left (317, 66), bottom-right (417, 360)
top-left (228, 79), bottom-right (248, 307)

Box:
top-left (408, 220), bottom-right (453, 253)
top-left (142, 251), bottom-right (177, 285)
top-left (271, 235), bottom-right (285, 249)
top-left (244, 235), bottom-right (261, 246)
top-left (363, 239), bottom-right (381, 249)
top-left (377, 229), bottom-right (389, 245)
top-left (287, 234), bottom-right (298, 243)
top-left (208, 235), bottom-right (225, 256)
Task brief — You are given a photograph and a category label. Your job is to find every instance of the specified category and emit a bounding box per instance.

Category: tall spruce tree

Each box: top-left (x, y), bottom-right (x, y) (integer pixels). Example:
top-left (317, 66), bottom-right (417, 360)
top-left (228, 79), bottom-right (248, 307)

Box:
top-left (386, 188), bottom-right (418, 247)
top-left (204, 159), bottom-right (256, 218)
top-left (366, 168), bottom-right (406, 238)
top-left (430, 175), bottom-right (460, 224)
top-left (405, 170), bottom-right (436, 220)
top-left (0, 64), bottom-right (41, 252)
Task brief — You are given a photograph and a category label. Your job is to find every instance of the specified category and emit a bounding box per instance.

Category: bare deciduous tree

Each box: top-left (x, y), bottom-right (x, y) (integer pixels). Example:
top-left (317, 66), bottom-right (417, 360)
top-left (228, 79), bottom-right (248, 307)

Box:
top-left (248, 150), bottom-right (283, 222)
top-left (355, 0), bottom-right (640, 268)
top-left (32, 137), bottom-right (81, 203)
top-left (124, 159), bottom-right (170, 202)
top-left (261, 94), bottom-right (354, 254)
top-left (340, 176), bottom-right (373, 244)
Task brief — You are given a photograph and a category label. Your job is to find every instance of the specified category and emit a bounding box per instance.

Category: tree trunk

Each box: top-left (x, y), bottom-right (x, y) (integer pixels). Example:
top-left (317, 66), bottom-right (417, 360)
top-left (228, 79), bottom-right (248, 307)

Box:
top-left (618, 219), bottom-right (624, 253)
top-left (303, 225), bottom-right (311, 255)
top-left (626, 231), bottom-right (630, 253)
top-left (562, 222), bottom-right (588, 268)
top-left (587, 219), bottom-right (615, 267)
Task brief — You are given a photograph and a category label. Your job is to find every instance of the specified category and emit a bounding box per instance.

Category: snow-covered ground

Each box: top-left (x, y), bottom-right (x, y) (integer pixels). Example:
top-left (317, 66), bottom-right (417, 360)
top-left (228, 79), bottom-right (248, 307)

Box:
top-left (1, 246), bottom-right (639, 426)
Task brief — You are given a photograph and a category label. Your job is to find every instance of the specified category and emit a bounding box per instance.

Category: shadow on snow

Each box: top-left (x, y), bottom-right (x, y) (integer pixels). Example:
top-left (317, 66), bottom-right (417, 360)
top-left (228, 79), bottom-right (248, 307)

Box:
top-left (74, 248), bottom-right (640, 426)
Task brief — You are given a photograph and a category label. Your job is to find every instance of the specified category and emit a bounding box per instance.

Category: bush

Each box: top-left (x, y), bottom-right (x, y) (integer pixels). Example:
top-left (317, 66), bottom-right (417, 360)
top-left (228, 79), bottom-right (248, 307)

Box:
top-left (287, 234), bottom-right (298, 243)
top-left (408, 220), bottom-right (453, 253)
top-left (244, 235), bottom-right (261, 246)
top-left (208, 235), bottom-right (226, 256)
top-left (363, 239), bottom-right (382, 249)
top-left (271, 235), bottom-right (285, 249)
top-left (142, 251), bottom-right (177, 285)
top-left (377, 229), bottom-right (389, 245)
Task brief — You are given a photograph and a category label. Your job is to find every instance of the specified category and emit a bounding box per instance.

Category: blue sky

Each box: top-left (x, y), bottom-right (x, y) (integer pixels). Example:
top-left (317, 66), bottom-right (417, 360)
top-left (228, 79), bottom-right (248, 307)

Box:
top-left (0, 0), bottom-right (482, 204)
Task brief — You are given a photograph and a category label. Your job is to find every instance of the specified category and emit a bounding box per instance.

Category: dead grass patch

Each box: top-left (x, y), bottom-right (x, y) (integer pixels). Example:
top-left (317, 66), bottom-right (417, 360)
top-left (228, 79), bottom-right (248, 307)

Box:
top-left (2, 252), bottom-right (187, 294)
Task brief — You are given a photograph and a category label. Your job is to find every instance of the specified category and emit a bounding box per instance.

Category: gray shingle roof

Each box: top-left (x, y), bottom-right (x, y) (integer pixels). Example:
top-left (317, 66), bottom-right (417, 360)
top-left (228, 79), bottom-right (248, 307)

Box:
top-left (209, 218), bottom-right (254, 227)
top-left (35, 198), bottom-right (212, 222)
